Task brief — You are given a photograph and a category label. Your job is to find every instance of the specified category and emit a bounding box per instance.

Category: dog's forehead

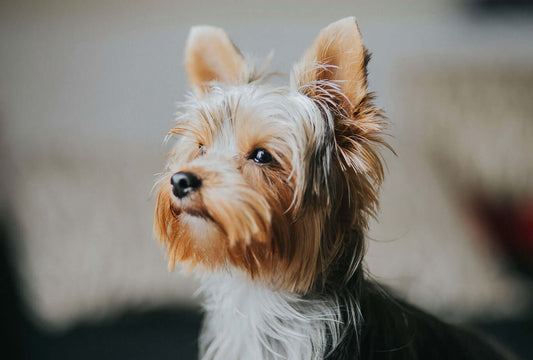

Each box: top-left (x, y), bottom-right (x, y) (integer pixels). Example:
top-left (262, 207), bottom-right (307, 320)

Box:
top-left (185, 84), bottom-right (328, 148)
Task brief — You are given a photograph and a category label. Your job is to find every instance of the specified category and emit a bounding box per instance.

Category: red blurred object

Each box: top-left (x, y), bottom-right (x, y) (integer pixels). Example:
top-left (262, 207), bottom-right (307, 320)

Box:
top-left (471, 194), bottom-right (533, 274)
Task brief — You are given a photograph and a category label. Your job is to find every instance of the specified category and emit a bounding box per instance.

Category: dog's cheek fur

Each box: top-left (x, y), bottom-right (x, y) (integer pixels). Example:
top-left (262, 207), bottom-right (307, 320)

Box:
top-left (241, 158), bottom-right (325, 293)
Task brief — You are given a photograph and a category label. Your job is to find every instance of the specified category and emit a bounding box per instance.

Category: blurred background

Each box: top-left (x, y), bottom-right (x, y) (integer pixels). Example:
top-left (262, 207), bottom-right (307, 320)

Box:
top-left (1, 0), bottom-right (532, 358)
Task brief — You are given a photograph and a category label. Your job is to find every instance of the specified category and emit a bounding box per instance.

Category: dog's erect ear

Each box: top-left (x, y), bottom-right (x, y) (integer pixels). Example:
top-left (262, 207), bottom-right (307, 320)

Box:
top-left (185, 26), bottom-right (245, 96)
top-left (292, 17), bottom-right (369, 115)
top-left (293, 17), bottom-right (387, 182)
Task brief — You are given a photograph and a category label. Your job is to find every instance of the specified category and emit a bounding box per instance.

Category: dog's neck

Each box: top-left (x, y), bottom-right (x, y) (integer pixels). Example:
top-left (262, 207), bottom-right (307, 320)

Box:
top-left (198, 271), bottom-right (352, 360)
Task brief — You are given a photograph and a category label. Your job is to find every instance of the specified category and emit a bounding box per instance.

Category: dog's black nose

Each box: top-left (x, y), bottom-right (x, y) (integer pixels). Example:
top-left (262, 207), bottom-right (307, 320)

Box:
top-left (171, 172), bottom-right (202, 199)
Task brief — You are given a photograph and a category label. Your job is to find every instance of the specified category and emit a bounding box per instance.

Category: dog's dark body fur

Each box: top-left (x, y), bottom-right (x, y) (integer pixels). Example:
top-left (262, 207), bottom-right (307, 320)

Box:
top-left (327, 279), bottom-right (510, 359)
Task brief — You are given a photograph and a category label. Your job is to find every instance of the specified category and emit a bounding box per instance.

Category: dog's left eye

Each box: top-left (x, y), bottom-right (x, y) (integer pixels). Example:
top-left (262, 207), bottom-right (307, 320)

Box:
top-left (198, 143), bottom-right (207, 154)
top-left (249, 148), bottom-right (273, 164)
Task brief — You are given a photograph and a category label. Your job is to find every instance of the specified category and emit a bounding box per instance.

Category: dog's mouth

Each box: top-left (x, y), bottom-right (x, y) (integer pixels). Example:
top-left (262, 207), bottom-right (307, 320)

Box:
top-left (170, 191), bottom-right (215, 222)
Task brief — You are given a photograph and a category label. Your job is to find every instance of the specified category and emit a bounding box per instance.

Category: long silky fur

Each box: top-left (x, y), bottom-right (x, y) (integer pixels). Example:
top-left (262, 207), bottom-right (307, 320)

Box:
top-left (198, 270), bottom-right (366, 360)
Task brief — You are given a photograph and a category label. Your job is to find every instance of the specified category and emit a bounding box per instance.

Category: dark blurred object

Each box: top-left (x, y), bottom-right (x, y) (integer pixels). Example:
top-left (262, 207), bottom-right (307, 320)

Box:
top-left (474, 313), bottom-right (533, 360)
top-left (1, 211), bottom-right (28, 358)
top-left (466, 0), bottom-right (533, 15)
top-left (28, 309), bottom-right (202, 360)
top-left (469, 194), bottom-right (533, 277)
top-left (464, 192), bottom-right (533, 357)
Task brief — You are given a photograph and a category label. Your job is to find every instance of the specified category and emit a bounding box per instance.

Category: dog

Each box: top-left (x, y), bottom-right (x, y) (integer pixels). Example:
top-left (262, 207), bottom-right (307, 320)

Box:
top-left (154, 17), bottom-right (511, 360)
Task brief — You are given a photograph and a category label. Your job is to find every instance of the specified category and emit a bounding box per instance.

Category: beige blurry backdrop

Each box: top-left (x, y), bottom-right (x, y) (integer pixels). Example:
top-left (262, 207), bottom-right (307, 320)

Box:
top-left (1, 0), bottom-right (532, 329)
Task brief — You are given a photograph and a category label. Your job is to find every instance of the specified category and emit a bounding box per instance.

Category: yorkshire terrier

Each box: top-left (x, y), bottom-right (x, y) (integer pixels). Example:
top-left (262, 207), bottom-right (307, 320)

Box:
top-left (154, 17), bottom-right (511, 360)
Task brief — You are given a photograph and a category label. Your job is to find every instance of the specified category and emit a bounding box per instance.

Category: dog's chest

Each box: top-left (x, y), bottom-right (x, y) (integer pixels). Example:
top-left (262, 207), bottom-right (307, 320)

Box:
top-left (198, 274), bottom-right (340, 360)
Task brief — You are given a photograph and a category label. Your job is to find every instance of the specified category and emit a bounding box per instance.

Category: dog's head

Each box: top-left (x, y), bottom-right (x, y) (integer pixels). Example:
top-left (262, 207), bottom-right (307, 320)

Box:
top-left (154, 17), bottom-right (388, 293)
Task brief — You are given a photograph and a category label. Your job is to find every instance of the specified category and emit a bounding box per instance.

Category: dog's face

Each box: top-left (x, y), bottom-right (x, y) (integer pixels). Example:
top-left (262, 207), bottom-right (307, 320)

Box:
top-left (154, 18), bottom-right (388, 293)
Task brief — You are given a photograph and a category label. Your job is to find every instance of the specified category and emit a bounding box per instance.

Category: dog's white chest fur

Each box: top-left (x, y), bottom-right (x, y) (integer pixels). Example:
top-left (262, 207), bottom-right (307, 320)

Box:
top-left (198, 273), bottom-right (342, 360)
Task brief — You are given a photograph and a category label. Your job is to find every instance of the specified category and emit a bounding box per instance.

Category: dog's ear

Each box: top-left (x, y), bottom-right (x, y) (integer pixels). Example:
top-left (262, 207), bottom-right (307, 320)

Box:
top-left (185, 26), bottom-right (245, 96)
top-left (292, 17), bottom-right (387, 177)
top-left (292, 17), bottom-right (369, 117)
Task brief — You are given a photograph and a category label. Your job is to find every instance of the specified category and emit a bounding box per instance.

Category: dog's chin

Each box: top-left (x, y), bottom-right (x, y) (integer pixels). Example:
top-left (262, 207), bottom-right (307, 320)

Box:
top-left (176, 207), bottom-right (211, 221)
top-left (180, 212), bottom-right (219, 241)
top-left (172, 211), bottom-right (230, 271)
